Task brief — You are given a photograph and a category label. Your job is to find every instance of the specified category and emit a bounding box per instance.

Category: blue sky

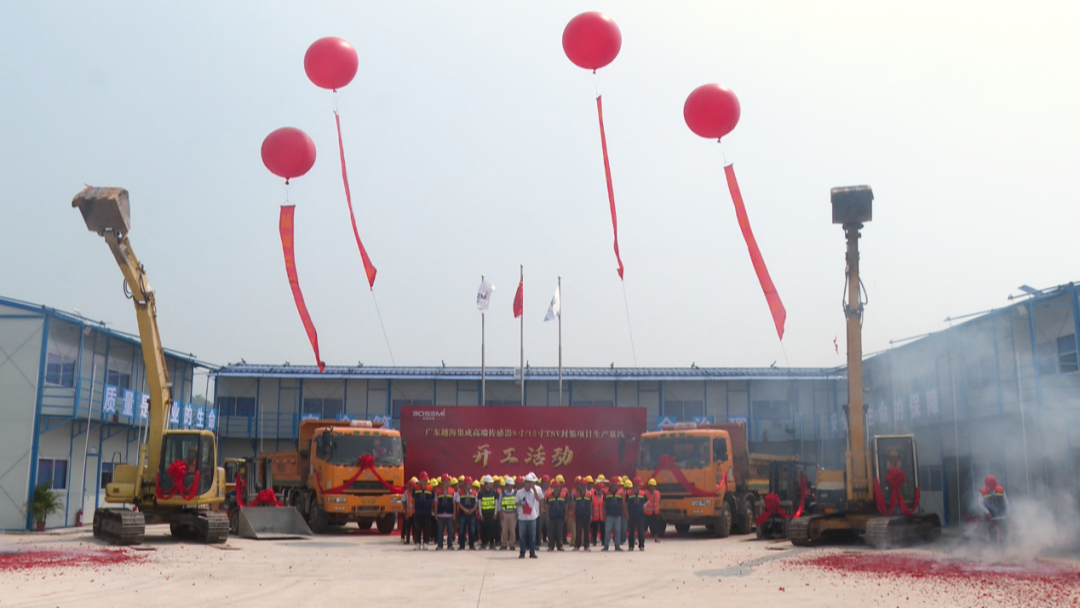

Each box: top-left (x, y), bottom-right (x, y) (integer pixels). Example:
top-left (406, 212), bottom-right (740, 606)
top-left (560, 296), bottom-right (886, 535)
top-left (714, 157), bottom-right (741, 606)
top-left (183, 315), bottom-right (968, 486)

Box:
top-left (2, 2), bottom-right (1077, 370)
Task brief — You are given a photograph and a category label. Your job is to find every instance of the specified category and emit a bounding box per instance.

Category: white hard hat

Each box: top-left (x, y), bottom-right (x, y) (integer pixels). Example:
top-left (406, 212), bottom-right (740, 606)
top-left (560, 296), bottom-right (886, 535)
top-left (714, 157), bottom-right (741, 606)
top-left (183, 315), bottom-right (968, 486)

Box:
top-left (505, 476), bottom-right (515, 485)
top-left (524, 472), bottom-right (538, 483)
top-left (481, 475), bottom-right (494, 483)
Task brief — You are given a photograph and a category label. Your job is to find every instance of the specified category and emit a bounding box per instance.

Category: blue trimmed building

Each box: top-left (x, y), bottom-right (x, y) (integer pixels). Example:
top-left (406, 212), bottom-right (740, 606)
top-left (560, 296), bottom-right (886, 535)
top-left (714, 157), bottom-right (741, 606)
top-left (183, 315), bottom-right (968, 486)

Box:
top-left (0, 296), bottom-right (213, 531)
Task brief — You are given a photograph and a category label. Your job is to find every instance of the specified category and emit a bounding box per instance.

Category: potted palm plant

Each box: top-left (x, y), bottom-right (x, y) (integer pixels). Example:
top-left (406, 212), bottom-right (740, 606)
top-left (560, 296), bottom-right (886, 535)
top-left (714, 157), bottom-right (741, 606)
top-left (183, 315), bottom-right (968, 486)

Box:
top-left (26, 483), bottom-right (64, 531)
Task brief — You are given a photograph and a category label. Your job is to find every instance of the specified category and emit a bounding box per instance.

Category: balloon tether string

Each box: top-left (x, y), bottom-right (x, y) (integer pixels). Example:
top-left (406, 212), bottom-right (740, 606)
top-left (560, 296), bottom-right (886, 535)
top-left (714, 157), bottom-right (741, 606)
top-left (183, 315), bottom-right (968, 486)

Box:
top-left (621, 280), bottom-right (638, 367)
top-left (370, 288), bottom-right (396, 365)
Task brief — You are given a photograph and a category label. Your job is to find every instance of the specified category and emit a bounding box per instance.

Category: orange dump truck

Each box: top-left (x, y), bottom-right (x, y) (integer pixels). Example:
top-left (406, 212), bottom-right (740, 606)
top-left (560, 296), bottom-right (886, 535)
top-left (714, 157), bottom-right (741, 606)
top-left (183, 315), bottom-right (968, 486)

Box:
top-left (264, 420), bottom-right (404, 534)
top-left (636, 422), bottom-right (766, 538)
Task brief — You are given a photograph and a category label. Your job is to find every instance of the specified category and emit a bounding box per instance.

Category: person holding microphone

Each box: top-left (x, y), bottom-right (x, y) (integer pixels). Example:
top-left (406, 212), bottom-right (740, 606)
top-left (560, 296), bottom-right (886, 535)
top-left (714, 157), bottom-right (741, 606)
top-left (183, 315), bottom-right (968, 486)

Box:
top-left (516, 472), bottom-right (544, 559)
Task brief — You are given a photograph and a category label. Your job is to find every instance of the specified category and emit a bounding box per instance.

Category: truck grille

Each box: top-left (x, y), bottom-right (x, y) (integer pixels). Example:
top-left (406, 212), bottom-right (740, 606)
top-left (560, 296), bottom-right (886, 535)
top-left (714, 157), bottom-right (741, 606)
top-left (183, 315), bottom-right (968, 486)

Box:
top-left (348, 481), bottom-right (389, 492)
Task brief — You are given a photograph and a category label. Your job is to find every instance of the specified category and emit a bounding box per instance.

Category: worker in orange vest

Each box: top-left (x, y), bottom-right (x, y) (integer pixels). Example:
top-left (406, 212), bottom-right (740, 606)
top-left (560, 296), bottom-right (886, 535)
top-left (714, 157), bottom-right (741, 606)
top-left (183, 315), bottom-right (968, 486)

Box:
top-left (590, 475), bottom-right (605, 546)
top-left (644, 478), bottom-right (662, 543)
top-left (400, 477), bottom-right (417, 545)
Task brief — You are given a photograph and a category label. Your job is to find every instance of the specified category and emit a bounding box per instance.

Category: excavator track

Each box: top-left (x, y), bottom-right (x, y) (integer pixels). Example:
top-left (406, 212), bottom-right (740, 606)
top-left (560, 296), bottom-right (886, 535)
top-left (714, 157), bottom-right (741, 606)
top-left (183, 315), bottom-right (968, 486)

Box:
top-left (93, 508), bottom-right (145, 546)
top-left (865, 514), bottom-right (942, 549)
top-left (169, 511), bottom-right (230, 544)
top-left (787, 516), bottom-right (815, 547)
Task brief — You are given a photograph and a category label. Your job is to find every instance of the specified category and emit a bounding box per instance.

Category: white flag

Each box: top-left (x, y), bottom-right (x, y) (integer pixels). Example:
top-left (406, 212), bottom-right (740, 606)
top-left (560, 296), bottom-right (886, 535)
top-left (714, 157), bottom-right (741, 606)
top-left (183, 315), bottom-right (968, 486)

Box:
top-left (544, 285), bottom-right (561, 321)
top-left (476, 279), bottom-right (495, 313)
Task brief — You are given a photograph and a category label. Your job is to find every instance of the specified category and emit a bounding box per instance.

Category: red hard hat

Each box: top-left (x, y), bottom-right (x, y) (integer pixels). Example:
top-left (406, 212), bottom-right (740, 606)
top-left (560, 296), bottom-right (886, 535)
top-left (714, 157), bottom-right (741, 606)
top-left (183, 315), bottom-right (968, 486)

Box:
top-left (465, 476), bottom-right (474, 484)
top-left (575, 476), bottom-right (583, 483)
top-left (542, 475), bottom-right (551, 482)
top-left (633, 477), bottom-right (642, 485)
top-left (985, 475), bottom-right (997, 489)
top-left (419, 471), bottom-right (429, 479)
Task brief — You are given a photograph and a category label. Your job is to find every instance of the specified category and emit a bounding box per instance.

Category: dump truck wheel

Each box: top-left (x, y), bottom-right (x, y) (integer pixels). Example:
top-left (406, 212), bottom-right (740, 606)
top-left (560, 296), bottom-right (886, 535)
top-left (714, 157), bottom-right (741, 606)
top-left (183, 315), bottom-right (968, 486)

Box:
top-left (376, 515), bottom-right (396, 534)
top-left (732, 499), bottom-right (754, 535)
top-left (307, 496), bottom-right (328, 534)
top-left (713, 501), bottom-right (732, 538)
top-left (674, 524), bottom-right (690, 535)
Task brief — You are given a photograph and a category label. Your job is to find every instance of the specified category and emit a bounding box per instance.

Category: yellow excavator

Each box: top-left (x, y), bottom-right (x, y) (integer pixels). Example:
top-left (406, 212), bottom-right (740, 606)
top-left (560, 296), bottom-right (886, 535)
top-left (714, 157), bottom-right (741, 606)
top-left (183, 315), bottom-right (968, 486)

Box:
top-left (787, 186), bottom-right (941, 548)
top-left (74, 187), bottom-right (229, 544)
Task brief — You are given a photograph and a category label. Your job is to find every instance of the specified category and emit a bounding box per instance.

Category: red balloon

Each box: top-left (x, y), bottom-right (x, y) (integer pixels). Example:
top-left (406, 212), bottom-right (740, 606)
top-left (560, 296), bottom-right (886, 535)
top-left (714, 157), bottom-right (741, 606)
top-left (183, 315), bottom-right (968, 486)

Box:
top-left (261, 128), bottom-right (316, 184)
top-left (562, 12), bottom-right (622, 71)
top-left (684, 84), bottom-right (741, 140)
top-left (304, 37), bottom-right (359, 90)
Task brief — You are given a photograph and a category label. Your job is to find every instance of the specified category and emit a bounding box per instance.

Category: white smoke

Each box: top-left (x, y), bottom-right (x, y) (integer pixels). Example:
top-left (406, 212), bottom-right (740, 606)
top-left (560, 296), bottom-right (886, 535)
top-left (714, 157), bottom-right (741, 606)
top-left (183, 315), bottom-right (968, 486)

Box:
top-left (952, 490), bottom-right (1080, 562)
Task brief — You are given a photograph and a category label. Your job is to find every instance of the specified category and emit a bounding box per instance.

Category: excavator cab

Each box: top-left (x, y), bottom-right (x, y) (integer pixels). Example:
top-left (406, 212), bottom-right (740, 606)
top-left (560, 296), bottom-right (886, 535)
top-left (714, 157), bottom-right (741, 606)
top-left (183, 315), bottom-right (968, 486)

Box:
top-left (156, 432), bottom-right (218, 501)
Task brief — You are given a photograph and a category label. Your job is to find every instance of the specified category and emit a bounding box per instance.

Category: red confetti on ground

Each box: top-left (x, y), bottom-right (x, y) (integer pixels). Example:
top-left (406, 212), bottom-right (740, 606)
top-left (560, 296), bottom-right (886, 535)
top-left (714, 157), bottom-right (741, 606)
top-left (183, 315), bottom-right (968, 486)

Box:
top-left (799, 552), bottom-right (1080, 607)
top-left (0, 547), bottom-right (144, 572)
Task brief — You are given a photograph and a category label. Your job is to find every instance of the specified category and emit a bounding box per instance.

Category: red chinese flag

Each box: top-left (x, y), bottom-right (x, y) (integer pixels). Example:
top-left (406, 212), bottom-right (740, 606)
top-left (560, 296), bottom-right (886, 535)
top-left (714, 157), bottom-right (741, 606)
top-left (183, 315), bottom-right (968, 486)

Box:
top-left (724, 164), bottom-right (786, 341)
top-left (513, 279), bottom-right (524, 318)
top-left (279, 205), bottom-right (325, 372)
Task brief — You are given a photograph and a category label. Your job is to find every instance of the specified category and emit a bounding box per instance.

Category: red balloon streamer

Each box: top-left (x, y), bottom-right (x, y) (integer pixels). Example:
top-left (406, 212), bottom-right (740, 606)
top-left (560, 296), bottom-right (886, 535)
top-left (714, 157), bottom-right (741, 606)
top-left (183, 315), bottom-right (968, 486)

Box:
top-left (314, 454), bottom-right (404, 495)
top-left (650, 454), bottom-right (729, 497)
top-left (334, 112), bottom-right (378, 289)
top-left (596, 96), bottom-right (625, 280)
top-left (724, 165), bottom-right (786, 340)
top-left (280, 206), bottom-right (325, 372)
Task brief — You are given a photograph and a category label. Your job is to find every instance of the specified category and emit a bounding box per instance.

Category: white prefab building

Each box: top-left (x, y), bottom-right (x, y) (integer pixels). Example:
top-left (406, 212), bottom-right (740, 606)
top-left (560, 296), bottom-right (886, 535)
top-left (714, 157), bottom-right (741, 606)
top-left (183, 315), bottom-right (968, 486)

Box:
top-left (0, 296), bottom-right (212, 531)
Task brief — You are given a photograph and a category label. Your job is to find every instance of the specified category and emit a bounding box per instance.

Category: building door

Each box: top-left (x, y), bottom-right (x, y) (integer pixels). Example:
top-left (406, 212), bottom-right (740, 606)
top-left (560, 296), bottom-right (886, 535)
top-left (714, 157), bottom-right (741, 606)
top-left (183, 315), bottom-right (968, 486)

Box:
top-left (942, 455), bottom-right (972, 525)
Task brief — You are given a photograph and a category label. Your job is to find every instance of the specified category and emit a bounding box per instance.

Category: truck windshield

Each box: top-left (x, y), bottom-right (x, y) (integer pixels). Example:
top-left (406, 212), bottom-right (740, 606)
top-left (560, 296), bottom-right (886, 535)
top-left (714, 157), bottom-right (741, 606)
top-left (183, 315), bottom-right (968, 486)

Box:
top-left (639, 436), bottom-right (711, 469)
top-left (320, 434), bottom-right (403, 467)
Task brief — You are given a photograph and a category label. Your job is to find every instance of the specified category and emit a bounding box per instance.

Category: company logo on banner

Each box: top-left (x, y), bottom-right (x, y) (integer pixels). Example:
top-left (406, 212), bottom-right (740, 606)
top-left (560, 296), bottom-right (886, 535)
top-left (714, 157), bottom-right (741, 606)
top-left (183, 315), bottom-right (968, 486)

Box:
top-left (411, 409), bottom-right (446, 420)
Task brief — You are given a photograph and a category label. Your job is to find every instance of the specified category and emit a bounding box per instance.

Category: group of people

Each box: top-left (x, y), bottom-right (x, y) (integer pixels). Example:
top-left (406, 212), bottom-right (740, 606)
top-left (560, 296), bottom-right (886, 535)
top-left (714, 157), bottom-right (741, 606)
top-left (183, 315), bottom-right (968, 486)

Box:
top-left (401, 471), bottom-right (663, 558)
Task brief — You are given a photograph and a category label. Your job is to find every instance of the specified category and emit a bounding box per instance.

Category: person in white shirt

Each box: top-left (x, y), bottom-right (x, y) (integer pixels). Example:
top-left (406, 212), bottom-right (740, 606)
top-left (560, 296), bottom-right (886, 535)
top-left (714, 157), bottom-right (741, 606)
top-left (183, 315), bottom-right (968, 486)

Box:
top-left (515, 472), bottom-right (544, 559)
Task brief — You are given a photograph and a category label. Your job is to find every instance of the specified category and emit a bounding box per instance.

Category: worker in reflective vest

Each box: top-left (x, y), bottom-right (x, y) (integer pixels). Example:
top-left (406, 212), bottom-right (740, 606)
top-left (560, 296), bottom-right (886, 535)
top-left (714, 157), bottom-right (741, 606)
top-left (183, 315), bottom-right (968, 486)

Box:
top-left (979, 474), bottom-right (1009, 542)
top-left (602, 480), bottom-right (627, 551)
top-left (478, 475), bottom-right (500, 550)
top-left (644, 478), bottom-right (662, 543)
top-left (590, 476), bottom-right (606, 545)
top-left (434, 476), bottom-right (457, 550)
top-left (545, 477), bottom-right (568, 551)
top-left (456, 480), bottom-right (479, 550)
top-left (401, 477), bottom-right (417, 545)
top-left (625, 477), bottom-right (648, 551)
top-left (572, 476), bottom-right (594, 551)
top-left (499, 477), bottom-right (519, 551)
top-left (411, 477), bottom-right (436, 550)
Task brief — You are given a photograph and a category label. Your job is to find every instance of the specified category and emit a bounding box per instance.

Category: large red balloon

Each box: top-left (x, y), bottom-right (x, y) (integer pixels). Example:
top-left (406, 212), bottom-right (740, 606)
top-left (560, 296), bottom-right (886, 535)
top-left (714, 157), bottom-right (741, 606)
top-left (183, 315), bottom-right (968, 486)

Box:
top-left (562, 12), bottom-right (622, 71)
top-left (261, 128), bottom-right (316, 184)
top-left (684, 84), bottom-right (741, 140)
top-left (304, 37), bottom-right (359, 90)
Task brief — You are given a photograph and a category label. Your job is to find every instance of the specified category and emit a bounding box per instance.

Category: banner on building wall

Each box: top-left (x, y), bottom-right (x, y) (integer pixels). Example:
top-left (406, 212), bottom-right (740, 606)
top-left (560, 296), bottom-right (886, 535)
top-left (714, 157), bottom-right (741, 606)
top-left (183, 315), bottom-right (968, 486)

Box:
top-left (138, 393), bottom-right (150, 421)
top-left (102, 385), bottom-right (118, 419)
top-left (400, 406), bottom-right (647, 480)
top-left (120, 389), bottom-right (135, 419)
top-left (371, 415), bottom-right (392, 427)
top-left (169, 402), bottom-right (181, 427)
top-left (728, 416), bottom-right (748, 425)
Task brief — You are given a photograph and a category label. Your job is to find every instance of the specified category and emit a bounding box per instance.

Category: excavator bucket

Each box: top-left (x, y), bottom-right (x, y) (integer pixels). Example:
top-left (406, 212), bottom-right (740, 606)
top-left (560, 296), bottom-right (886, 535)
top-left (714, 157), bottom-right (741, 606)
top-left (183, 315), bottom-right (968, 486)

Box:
top-left (237, 506), bottom-right (313, 540)
top-left (72, 187), bottom-right (130, 234)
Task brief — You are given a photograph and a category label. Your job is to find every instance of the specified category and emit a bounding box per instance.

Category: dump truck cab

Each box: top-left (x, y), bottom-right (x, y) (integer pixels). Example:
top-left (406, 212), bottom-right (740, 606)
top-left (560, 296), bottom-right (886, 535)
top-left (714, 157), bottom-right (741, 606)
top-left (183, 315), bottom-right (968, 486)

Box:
top-left (636, 422), bottom-right (759, 538)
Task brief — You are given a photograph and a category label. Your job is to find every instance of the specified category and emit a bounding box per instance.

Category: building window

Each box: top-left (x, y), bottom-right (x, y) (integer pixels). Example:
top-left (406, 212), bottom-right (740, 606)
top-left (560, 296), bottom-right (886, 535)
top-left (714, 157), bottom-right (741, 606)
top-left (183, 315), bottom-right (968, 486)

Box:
top-left (216, 397), bottom-right (256, 417)
top-left (1058, 335), bottom-right (1078, 374)
top-left (664, 400), bottom-right (704, 420)
top-left (917, 464), bottom-right (943, 492)
top-left (106, 369), bottom-right (131, 390)
top-left (100, 463), bottom-right (114, 489)
top-left (393, 399), bottom-right (433, 419)
top-left (45, 354), bottom-right (76, 388)
top-left (36, 459), bottom-right (68, 490)
top-left (752, 400), bottom-right (792, 442)
top-left (303, 398), bottom-right (345, 419)
top-left (965, 354), bottom-right (997, 390)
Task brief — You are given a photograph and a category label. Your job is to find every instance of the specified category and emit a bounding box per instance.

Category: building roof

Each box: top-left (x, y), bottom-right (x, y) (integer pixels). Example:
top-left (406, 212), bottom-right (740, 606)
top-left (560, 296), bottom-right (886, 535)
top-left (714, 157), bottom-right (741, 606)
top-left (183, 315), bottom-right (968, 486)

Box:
top-left (214, 364), bottom-right (845, 382)
top-left (0, 295), bottom-right (212, 368)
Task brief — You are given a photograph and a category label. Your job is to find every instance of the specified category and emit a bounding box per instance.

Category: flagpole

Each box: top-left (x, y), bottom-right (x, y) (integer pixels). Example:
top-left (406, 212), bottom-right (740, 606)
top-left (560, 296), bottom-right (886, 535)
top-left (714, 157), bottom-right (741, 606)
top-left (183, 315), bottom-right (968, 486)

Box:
top-left (520, 264), bottom-right (525, 407)
top-left (558, 276), bottom-right (563, 406)
top-left (481, 274), bottom-right (486, 407)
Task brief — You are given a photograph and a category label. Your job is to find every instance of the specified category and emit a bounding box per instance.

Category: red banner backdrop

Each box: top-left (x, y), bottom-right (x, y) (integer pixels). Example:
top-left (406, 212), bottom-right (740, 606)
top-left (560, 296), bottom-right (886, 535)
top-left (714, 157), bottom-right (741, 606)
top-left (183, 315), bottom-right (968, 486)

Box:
top-left (400, 406), bottom-right (646, 481)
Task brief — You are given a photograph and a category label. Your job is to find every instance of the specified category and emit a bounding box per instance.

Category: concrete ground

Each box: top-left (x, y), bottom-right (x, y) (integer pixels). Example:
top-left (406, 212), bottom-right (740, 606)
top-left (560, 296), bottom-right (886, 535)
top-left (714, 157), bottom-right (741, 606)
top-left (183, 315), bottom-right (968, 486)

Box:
top-left (2, 525), bottom-right (1078, 607)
